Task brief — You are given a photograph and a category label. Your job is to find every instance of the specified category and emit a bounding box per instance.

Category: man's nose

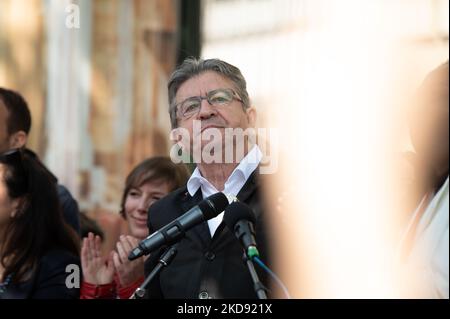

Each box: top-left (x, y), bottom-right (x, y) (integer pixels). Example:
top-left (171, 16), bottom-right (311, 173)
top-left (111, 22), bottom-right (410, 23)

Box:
top-left (197, 98), bottom-right (217, 120)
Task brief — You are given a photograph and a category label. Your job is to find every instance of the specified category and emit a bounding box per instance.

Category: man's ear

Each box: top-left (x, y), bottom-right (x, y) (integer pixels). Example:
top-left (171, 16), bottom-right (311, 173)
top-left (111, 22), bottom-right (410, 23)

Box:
top-left (8, 131), bottom-right (28, 149)
top-left (170, 128), bottom-right (182, 143)
top-left (246, 107), bottom-right (257, 127)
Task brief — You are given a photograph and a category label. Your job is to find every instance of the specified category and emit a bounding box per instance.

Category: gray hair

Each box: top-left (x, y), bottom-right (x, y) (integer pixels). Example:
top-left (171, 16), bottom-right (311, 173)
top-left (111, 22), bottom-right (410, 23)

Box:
top-left (168, 57), bottom-right (251, 128)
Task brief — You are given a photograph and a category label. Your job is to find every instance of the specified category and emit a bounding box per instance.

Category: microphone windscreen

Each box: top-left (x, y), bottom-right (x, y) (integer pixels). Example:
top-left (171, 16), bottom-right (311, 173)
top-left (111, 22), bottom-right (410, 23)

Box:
top-left (199, 192), bottom-right (230, 219)
top-left (223, 202), bottom-right (256, 231)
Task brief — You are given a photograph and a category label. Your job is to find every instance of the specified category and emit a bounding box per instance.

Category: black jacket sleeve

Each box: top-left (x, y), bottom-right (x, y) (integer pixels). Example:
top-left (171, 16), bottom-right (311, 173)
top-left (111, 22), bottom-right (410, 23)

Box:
top-left (29, 250), bottom-right (81, 299)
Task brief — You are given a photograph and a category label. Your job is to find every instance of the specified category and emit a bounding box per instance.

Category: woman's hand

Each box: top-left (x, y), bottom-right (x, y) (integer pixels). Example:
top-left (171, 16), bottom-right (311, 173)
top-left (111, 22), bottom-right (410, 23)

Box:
top-left (113, 235), bottom-right (145, 287)
top-left (81, 232), bottom-right (115, 285)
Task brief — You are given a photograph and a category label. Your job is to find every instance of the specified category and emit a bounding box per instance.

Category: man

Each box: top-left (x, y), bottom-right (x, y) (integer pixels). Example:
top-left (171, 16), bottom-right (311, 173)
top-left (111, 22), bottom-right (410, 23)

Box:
top-left (144, 58), bottom-right (271, 299)
top-left (0, 87), bottom-right (80, 235)
top-left (399, 61), bottom-right (449, 298)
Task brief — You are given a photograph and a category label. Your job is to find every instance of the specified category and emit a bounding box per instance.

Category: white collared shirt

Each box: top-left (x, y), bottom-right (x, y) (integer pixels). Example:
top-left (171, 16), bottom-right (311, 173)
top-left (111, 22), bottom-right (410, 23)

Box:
top-left (187, 145), bottom-right (263, 237)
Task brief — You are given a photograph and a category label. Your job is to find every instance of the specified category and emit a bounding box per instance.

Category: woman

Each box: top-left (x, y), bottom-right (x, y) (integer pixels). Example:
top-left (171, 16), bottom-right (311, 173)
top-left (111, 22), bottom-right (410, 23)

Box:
top-left (0, 149), bottom-right (80, 299)
top-left (80, 157), bottom-right (190, 299)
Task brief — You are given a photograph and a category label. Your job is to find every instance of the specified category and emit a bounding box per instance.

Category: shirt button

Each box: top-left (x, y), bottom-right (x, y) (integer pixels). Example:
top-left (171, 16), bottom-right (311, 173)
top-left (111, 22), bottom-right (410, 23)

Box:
top-left (204, 251), bottom-right (216, 261)
top-left (198, 291), bottom-right (209, 299)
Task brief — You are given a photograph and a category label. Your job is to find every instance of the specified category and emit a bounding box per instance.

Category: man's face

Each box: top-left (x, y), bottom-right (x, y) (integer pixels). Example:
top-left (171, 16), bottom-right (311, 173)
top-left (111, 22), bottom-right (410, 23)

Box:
top-left (0, 99), bottom-right (12, 153)
top-left (173, 71), bottom-right (256, 160)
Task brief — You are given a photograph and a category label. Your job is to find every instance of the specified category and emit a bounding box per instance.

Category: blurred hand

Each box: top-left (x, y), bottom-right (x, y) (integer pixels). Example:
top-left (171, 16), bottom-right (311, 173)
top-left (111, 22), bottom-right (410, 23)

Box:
top-left (113, 235), bottom-right (145, 287)
top-left (81, 232), bottom-right (115, 285)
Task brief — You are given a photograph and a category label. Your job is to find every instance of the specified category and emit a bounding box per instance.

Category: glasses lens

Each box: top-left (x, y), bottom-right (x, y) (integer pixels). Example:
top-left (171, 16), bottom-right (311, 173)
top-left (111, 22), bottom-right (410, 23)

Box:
top-left (179, 98), bottom-right (201, 118)
top-left (208, 89), bottom-right (233, 106)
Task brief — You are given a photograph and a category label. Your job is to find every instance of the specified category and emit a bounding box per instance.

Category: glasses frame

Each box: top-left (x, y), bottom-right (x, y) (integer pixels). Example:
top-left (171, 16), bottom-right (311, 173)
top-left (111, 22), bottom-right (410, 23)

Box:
top-left (175, 88), bottom-right (244, 120)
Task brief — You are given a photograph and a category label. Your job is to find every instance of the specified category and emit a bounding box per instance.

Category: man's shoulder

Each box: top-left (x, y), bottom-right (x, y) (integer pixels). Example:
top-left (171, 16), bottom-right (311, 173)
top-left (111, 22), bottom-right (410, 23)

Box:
top-left (56, 184), bottom-right (81, 234)
top-left (147, 185), bottom-right (189, 230)
top-left (153, 185), bottom-right (189, 208)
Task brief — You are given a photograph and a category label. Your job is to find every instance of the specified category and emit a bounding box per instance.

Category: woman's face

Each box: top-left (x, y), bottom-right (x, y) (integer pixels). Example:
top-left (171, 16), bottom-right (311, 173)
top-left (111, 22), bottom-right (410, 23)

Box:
top-left (124, 179), bottom-right (171, 240)
top-left (0, 164), bottom-right (19, 231)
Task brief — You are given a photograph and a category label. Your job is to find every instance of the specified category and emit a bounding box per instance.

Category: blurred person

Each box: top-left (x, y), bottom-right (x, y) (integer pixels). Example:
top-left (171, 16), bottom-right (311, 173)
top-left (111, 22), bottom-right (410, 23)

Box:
top-left (144, 58), bottom-right (272, 299)
top-left (0, 87), bottom-right (81, 234)
top-left (399, 61), bottom-right (449, 298)
top-left (0, 149), bottom-right (80, 299)
top-left (80, 157), bottom-right (189, 299)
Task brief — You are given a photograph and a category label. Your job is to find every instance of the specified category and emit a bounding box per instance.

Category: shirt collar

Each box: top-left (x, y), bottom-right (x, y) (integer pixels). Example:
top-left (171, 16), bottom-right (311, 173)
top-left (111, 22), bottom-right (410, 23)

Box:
top-left (187, 145), bottom-right (262, 196)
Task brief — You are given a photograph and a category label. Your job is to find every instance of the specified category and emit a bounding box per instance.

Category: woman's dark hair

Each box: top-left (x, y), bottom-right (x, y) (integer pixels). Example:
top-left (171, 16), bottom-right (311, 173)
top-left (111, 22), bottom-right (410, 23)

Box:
top-left (119, 157), bottom-right (190, 218)
top-left (0, 150), bottom-right (80, 283)
top-left (0, 87), bottom-right (32, 135)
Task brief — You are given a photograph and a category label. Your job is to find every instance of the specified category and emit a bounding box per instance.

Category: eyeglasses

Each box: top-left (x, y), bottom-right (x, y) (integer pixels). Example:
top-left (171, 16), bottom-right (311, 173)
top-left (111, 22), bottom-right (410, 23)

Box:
top-left (175, 88), bottom-right (243, 120)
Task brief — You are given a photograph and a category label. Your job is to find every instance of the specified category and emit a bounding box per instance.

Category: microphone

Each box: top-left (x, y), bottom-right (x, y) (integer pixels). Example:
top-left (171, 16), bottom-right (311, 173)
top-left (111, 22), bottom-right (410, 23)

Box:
top-left (224, 202), bottom-right (260, 259)
top-left (128, 192), bottom-right (230, 260)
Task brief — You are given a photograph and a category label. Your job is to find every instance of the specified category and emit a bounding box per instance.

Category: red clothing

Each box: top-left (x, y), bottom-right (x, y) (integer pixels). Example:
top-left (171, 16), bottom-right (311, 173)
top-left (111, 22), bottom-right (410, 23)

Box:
top-left (80, 274), bottom-right (143, 299)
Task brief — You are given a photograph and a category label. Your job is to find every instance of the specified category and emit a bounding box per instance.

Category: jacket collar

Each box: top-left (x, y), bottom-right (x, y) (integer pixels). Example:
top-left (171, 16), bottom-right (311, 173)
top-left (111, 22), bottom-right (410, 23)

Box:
top-left (177, 170), bottom-right (260, 247)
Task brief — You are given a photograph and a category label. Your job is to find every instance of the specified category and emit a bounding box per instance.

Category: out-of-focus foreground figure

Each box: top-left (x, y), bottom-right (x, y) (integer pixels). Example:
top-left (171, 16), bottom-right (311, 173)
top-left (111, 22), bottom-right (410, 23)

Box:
top-left (398, 62), bottom-right (449, 298)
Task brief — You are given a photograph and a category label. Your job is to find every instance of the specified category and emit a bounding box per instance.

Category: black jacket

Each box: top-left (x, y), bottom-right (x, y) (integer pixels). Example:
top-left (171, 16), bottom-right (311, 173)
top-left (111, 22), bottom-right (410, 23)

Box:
top-left (24, 149), bottom-right (81, 235)
top-left (144, 171), bottom-right (271, 299)
top-left (0, 250), bottom-right (80, 299)
top-left (57, 184), bottom-right (81, 235)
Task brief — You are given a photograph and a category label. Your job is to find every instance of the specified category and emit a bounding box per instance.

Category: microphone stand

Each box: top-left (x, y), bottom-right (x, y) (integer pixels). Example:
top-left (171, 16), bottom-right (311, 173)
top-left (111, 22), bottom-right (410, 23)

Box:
top-left (130, 244), bottom-right (178, 299)
top-left (243, 252), bottom-right (267, 299)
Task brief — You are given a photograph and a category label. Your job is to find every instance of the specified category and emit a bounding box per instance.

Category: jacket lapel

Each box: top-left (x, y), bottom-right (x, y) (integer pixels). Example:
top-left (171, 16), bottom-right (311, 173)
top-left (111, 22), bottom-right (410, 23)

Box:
top-left (180, 170), bottom-right (261, 248)
top-left (180, 188), bottom-right (212, 247)
top-left (236, 170), bottom-right (259, 204)
top-left (212, 170), bottom-right (260, 246)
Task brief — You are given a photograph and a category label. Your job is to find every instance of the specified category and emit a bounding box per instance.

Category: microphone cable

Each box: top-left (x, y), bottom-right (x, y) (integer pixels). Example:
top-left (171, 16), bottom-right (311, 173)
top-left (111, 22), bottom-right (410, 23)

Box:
top-left (252, 256), bottom-right (292, 299)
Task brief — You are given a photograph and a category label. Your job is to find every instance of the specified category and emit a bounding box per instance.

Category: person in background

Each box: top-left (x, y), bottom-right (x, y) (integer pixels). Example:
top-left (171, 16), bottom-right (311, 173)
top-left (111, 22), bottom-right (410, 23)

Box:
top-left (0, 87), bottom-right (80, 234)
top-left (399, 61), bottom-right (449, 298)
top-left (0, 149), bottom-right (80, 299)
top-left (80, 157), bottom-right (189, 299)
top-left (79, 211), bottom-right (105, 242)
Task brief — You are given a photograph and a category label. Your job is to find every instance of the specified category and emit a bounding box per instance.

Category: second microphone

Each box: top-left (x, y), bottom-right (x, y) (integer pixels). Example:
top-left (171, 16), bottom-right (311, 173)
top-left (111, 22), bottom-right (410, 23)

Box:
top-left (128, 192), bottom-right (230, 260)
